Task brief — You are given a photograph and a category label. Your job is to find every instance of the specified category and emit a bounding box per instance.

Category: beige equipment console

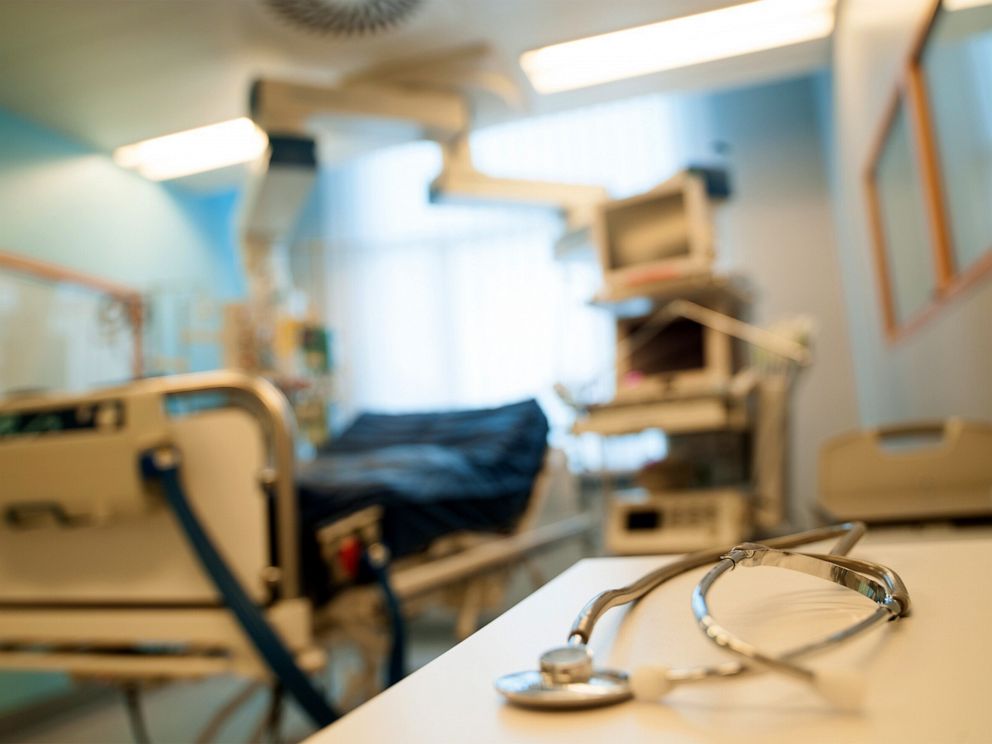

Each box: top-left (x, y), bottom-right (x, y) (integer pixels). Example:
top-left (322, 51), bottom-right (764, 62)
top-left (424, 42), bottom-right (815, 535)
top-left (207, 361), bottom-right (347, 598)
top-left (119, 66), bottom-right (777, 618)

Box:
top-left (819, 419), bottom-right (992, 522)
top-left (605, 487), bottom-right (747, 554)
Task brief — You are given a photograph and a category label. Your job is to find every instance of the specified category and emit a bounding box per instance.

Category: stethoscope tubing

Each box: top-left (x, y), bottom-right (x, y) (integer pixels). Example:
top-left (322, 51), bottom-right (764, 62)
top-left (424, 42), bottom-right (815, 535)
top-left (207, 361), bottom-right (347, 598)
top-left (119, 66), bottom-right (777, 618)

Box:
top-left (689, 544), bottom-right (909, 684)
top-left (496, 521), bottom-right (910, 709)
top-left (568, 522), bottom-right (867, 646)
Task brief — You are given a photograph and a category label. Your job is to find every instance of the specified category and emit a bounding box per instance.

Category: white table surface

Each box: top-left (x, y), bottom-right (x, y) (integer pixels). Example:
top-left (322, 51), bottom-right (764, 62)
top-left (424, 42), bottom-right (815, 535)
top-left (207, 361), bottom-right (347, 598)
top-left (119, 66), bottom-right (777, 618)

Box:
top-left (309, 533), bottom-right (992, 743)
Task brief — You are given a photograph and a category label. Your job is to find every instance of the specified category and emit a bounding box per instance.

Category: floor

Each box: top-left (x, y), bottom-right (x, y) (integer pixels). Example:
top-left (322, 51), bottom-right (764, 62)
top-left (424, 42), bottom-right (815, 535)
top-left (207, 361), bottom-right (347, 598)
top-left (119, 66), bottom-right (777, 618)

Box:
top-left (0, 616), bottom-right (454, 743)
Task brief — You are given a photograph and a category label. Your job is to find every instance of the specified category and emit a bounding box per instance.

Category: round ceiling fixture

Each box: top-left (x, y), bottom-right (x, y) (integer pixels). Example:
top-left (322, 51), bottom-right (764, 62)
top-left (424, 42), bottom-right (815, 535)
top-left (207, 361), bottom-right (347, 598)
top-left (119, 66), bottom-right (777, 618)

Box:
top-left (263, 0), bottom-right (424, 36)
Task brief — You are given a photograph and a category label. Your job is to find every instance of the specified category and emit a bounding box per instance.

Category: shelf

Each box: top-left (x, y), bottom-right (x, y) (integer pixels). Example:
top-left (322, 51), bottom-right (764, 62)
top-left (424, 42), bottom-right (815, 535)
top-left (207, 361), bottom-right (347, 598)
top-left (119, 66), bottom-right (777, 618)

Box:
top-left (590, 272), bottom-right (752, 314)
top-left (573, 393), bottom-right (748, 437)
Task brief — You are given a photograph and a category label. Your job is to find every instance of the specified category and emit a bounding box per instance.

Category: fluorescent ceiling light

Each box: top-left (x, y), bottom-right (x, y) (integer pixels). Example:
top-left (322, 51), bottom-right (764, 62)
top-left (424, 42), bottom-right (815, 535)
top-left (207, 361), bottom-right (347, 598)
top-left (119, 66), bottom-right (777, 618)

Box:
top-left (520, 0), bottom-right (837, 94)
top-left (944, 0), bottom-right (992, 9)
top-left (113, 117), bottom-right (269, 181)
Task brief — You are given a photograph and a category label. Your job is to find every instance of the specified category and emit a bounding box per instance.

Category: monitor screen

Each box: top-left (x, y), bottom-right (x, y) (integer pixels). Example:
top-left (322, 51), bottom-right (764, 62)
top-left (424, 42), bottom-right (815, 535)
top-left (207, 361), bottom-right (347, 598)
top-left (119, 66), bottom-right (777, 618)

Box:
top-left (622, 317), bottom-right (706, 375)
top-left (605, 192), bottom-right (690, 270)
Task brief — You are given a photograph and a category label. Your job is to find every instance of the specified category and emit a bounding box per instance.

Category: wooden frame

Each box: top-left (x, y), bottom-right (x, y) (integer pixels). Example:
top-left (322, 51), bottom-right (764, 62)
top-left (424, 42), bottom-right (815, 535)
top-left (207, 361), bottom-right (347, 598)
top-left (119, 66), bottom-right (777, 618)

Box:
top-left (863, 86), bottom-right (943, 340)
top-left (0, 251), bottom-right (144, 378)
top-left (865, 0), bottom-right (992, 342)
top-left (911, 0), bottom-right (992, 301)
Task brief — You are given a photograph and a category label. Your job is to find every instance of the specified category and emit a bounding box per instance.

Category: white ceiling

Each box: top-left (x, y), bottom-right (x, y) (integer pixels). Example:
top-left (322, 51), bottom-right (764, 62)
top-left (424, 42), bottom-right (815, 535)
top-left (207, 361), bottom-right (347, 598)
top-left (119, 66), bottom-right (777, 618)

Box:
top-left (0, 0), bottom-right (831, 155)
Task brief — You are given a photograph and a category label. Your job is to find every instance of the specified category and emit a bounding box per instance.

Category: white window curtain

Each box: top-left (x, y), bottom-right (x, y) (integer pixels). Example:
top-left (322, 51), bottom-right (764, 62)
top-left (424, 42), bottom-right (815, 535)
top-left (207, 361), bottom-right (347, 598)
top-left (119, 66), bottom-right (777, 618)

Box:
top-left (315, 92), bottom-right (689, 443)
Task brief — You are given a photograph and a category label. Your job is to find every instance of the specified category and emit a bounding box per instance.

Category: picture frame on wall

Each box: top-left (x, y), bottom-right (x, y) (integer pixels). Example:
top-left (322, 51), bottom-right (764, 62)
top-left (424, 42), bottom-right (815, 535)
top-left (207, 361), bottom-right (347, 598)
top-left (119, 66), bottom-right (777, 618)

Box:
top-left (865, 0), bottom-right (992, 342)
top-left (913, 0), bottom-right (992, 290)
top-left (864, 84), bottom-right (949, 339)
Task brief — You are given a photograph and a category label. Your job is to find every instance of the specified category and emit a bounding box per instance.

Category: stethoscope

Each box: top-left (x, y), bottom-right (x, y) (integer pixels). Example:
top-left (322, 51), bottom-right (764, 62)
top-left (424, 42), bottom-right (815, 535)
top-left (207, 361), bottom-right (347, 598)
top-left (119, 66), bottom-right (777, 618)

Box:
top-left (495, 522), bottom-right (910, 712)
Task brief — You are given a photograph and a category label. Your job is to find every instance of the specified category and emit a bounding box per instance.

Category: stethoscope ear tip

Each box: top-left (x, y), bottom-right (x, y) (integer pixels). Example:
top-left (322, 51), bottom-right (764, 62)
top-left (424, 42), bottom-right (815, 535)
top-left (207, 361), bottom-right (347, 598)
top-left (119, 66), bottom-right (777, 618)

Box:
top-left (629, 665), bottom-right (674, 701)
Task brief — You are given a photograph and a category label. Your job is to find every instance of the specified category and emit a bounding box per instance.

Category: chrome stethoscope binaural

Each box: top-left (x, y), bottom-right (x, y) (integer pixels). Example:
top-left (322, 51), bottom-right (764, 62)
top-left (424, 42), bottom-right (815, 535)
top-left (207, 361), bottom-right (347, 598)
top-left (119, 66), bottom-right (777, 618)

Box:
top-left (495, 522), bottom-right (910, 712)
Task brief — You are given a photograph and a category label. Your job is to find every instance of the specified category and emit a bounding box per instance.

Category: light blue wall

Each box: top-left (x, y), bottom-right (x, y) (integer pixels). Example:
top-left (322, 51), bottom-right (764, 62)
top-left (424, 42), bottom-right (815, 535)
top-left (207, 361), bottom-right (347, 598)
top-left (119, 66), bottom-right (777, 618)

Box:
top-left (0, 107), bottom-right (245, 298)
top-left (0, 106), bottom-right (246, 715)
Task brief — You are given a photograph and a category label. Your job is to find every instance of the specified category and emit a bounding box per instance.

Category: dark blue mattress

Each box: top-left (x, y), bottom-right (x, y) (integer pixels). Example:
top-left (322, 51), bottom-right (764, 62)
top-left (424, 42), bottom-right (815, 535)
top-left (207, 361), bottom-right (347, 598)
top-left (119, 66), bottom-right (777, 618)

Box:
top-left (297, 399), bottom-right (549, 602)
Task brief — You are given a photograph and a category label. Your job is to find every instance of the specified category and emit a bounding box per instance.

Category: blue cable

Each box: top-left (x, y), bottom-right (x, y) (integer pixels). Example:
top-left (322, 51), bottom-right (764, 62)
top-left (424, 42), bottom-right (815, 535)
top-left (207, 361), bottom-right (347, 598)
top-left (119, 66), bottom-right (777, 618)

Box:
top-left (141, 450), bottom-right (339, 730)
top-left (361, 551), bottom-right (407, 686)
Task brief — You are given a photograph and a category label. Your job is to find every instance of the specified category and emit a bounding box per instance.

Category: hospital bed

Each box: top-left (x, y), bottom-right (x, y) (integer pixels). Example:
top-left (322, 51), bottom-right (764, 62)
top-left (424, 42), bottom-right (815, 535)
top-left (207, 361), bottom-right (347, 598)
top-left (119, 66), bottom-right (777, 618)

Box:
top-left (297, 397), bottom-right (552, 602)
top-left (0, 371), bottom-right (589, 740)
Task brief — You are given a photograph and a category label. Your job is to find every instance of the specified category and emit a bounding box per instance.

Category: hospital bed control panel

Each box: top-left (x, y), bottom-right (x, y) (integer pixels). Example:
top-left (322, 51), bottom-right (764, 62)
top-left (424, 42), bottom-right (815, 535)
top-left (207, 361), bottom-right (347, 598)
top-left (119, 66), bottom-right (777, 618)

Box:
top-left (1, 393), bottom-right (170, 528)
top-left (0, 399), bottom-right (124, 436)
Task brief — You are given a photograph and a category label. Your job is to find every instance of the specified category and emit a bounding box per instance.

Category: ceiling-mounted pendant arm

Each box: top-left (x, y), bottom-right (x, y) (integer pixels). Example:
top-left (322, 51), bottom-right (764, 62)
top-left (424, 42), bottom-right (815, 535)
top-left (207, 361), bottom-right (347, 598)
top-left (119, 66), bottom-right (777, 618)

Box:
top-left (342, 43), bottom-right (529, 112)
top-left (248, 64), bottom-right (607, 226)
top-left (240, 134), bottom-right (318, 245)
top-left (429, 132), bottom-right (607, 226)
top-left (243, 76), bottom-right (468, 247)
top-left (250, 78), bottom-right (469, 141)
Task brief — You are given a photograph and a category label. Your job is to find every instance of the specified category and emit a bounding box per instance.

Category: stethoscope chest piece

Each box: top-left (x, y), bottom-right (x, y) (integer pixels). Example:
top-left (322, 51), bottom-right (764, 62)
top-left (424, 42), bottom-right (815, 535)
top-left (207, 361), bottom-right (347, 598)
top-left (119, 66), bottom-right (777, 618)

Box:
top-left (494, 645), bottom-right (632, 709)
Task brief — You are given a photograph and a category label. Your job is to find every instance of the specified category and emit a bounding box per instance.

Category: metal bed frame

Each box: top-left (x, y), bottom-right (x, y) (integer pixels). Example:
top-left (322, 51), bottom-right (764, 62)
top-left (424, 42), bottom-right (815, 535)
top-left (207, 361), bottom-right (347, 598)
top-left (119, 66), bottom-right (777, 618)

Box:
top-left (0, 371), bottom-right (591, 740)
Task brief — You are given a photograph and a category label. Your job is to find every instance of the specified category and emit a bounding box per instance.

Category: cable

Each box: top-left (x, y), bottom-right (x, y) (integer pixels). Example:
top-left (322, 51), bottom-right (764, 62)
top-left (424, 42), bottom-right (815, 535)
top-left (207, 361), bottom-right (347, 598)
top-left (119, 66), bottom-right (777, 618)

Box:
top-left (141, 448), bottom-right (339, 730)
top-left (361, 545), bottom-right (407, 686)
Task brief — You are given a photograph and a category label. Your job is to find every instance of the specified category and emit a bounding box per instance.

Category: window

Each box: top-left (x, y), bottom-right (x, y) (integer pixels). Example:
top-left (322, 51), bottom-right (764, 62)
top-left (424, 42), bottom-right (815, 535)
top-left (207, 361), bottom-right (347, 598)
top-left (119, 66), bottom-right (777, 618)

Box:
top-left (317, 94), bottom-right (684, 440)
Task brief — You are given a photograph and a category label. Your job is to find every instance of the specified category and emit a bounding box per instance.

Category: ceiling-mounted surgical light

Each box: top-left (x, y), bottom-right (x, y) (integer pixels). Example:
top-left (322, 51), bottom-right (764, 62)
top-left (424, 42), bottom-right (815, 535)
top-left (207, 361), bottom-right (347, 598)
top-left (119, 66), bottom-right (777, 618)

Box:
top-left (520, 0), bottom-right (837, 94)
top-left (113, 117), bottom-right (269, 181)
